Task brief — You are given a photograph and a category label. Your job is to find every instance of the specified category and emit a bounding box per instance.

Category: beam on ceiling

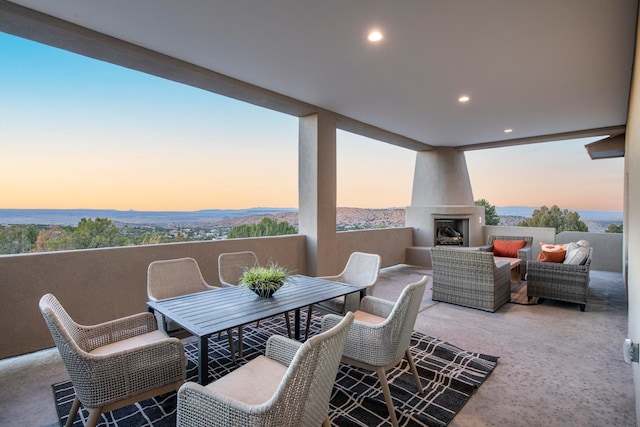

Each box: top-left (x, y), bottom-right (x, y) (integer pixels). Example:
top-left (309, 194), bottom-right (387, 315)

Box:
top-left (336, 116), bottom-right (433, 151)
top-left (585, 133), bottom-right (626, 159)
top-left (457, 125), bottom-right (626, 151)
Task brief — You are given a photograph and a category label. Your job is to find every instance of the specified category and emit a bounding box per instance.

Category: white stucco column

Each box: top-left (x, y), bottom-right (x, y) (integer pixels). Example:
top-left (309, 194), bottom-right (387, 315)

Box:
top-left (298, 112), bottom-right (337, 276)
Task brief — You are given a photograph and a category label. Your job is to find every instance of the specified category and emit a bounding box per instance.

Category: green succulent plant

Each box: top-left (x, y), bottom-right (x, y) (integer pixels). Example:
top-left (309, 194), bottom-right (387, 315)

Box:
top-left (239, 262), bottom-right (292, 297)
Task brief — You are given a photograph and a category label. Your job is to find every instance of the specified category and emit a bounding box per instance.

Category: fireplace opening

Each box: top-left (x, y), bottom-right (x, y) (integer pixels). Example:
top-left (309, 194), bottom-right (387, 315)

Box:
top-left (435, 218), bottom-right (469, 247)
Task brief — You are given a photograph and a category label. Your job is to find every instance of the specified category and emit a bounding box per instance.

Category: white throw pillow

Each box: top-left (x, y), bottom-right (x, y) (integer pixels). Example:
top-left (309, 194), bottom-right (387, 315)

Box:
top-left (563, 240), bottom-right (590, 265)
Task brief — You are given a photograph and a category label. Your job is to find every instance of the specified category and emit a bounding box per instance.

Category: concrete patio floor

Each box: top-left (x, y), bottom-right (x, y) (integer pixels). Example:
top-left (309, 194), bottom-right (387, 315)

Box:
top-left (0, 265), bottom-right (634, 426)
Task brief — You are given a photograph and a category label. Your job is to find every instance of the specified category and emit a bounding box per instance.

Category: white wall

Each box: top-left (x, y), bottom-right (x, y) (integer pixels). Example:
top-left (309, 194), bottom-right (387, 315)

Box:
top-left (625, 5), bottom-right (640, 420)
top-left (556, 231), bottom-right (623, 272)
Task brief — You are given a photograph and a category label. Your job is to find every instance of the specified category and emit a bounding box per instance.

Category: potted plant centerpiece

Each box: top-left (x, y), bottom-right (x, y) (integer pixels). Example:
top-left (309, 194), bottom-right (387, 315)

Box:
top-left (239, 262), bottom-right (292, 298)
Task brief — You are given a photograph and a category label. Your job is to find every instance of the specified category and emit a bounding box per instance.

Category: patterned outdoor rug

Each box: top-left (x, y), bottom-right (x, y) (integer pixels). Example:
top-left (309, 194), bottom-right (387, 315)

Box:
top-left (52, 312), bottom-right (498, 427)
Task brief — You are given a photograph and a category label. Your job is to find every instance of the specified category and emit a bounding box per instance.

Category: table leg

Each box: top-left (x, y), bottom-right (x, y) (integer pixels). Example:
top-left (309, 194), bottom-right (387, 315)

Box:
top-left (294, 308), bottom-right (301, 340)
top-left (198, 335), bottom-right (208, 385)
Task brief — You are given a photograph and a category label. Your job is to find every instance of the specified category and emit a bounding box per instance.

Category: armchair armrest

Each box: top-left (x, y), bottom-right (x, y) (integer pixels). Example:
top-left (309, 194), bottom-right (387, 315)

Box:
top-left (359, 295), bottom-right (395, 318)
top-left (265, 334), bottom-right (303, 367)
top-left (73, 337), bottom-right (186, 407)
top-left (517, 245), bottom-right (533, 260)
top-left (494, 262), bottom-right (511, 286)
top-left (178, 381), bottom-right (268, 425)
top-left (320, 313), bottom-right (347, 332)
top-left (478, 244), bottom-right (493, 252)
top-left (321, 310), bottom-right (393, 363)
top-left (81, 312), bottom-right (158, 352)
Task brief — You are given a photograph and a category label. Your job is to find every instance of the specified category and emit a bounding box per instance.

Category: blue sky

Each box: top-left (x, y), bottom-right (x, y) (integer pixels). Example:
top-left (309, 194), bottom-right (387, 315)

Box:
top-left (0, 32), bottom-right (624, 212)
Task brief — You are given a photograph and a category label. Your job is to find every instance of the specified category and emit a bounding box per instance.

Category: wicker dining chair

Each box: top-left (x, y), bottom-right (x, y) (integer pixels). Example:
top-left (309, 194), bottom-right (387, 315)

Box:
top-left (321, 276), bottom-right (429, 427)
top-left (177, 312), bottom-right (355, 427)
top-left (218, 251), bottom-right (292, 347)
top-left (39, 293), bottom-right (186, 427)
top-left (148, 257), bottom-right (240, 362)
top-left (304, 252), bottom-right (381, 339)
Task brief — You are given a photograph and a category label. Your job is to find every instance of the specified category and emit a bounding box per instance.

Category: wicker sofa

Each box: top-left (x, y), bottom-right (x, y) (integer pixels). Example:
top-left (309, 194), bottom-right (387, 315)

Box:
top-left (479, 235), bottom-right (533, 280)
top-left (526, 248), bottom-right (593, 312)
top-left (431, 247), bottom-right (511, 312)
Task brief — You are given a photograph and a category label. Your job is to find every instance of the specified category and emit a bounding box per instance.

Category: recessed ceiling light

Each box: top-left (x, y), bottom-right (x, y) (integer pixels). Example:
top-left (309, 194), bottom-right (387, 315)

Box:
top-left (458, 95), bottom-right (470, 103)
top-left (504, 128), bottom-right (513, 133)
top-left (368, 31), bottom-right (383, 42)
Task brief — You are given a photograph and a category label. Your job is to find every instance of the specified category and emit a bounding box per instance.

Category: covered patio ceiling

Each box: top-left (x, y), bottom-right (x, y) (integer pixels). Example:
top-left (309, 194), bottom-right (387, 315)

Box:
top-left (1, 0), bottom-right (637, 151)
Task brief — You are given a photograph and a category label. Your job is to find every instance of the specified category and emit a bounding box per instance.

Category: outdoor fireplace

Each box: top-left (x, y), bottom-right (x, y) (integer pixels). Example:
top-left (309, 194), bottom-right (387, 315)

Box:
top-left (434, 218), bottom-right (469, 247)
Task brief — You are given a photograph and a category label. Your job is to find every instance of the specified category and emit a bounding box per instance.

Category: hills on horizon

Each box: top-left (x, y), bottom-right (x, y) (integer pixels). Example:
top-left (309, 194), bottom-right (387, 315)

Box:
top-left (0, 208), bottom-right (296, 226)
top-left (0, 206), bottom-right (623, 227)
top-left (495, 206), bottom-right (623, 220)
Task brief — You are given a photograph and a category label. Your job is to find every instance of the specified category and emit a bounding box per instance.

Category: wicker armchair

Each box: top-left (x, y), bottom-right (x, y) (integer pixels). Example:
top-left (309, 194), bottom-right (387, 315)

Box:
top-left (218, 251), bottom-right (292, 347)
top-left (148, 257), bottom-right (240, 362)
top-left (526, 248), bottom-right (593, 311)
top-left (321, 276), bottom-right (429, 427)
top-left (177, 312), bottom-right (354, 427)
top-left (431, 247), bottom-right (511, 312)
top-left (305, 252), bottom-right (381, 339)
top-left (479, 235), bottom-right (533, 280)
top-left (39, 294), bottom-right (186, 427)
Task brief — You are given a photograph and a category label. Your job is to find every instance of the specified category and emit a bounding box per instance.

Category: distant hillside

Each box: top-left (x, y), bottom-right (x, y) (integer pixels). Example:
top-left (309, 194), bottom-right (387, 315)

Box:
top-left (496, 206), bottom-right (622, 221)
top-left (216, 208), bottom-right (406, 229)
top-left (0, 206), bottom-right (622, 232)
top-left (498, 215), bottom-right (621, 232)
top-left (0, 208), bottom-right (296, 227)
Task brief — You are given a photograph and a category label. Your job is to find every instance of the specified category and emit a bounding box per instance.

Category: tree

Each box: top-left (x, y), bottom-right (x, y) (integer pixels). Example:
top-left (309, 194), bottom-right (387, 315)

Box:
top-left (71, 218), bottom-right (130, 249)
top-left (475, 199), bottom-right (499, 225)
top-left (605, 223), bottom-right (623, 233)
top-left (34, 226), bottom-right (73, 252)
top-left (518, 205), bottom-right (588, 233)
top-left (228, 217), bottom-right (297, 238)
top-left (0, 225), bottom-right (39, 254)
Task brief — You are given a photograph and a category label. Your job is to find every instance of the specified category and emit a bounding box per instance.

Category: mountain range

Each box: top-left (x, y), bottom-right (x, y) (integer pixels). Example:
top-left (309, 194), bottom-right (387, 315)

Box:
top-left (0, 206), bottom-right (622, 228)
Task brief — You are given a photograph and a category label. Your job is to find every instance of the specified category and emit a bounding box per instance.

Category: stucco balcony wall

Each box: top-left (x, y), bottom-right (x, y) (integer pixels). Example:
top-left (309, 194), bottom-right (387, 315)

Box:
top-left (0, 227), bottom-right (412, 359)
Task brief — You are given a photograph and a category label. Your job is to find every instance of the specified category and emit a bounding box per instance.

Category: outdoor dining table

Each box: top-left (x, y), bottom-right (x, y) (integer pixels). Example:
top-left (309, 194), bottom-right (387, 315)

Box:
top-left (147, 274), bottom-right (366, 385)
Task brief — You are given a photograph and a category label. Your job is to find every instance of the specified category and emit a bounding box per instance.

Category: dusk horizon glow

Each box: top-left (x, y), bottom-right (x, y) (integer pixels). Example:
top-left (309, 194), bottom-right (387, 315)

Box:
top-left (1, 33), bottom-right (625, 214)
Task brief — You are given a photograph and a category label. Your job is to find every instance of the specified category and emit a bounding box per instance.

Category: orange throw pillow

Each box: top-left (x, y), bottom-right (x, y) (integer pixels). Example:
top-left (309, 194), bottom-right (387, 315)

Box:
top-left (493, 239), bottom-right (526, 258)
top-left (537, 249), bottom-right (566, 262)
top-left (537, 243), bottom-right (566, 262)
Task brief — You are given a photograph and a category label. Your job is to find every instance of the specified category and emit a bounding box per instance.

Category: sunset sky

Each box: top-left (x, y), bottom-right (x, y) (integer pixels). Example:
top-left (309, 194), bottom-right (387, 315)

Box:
top-left (1, 33), bottom-right (624, 213)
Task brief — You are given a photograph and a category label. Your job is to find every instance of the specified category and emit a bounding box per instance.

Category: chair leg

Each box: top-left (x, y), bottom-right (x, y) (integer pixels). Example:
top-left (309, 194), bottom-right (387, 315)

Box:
top-left (304, 305), bottom-right (313, 339)
top-left (227, 329), bottom-right (236, 363)
top-left (284, 311), bottom-right (292, 338)
top-left (65, 397), bottom-right (81, 427)
top-left (85, 407), bottom-right (102, 427)
top-left (376, 367), bottom-right (399, 427)
top-left (406, 348), bottom-right (423, 394)
top-left (237, 326), bottom-right (243, 357)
